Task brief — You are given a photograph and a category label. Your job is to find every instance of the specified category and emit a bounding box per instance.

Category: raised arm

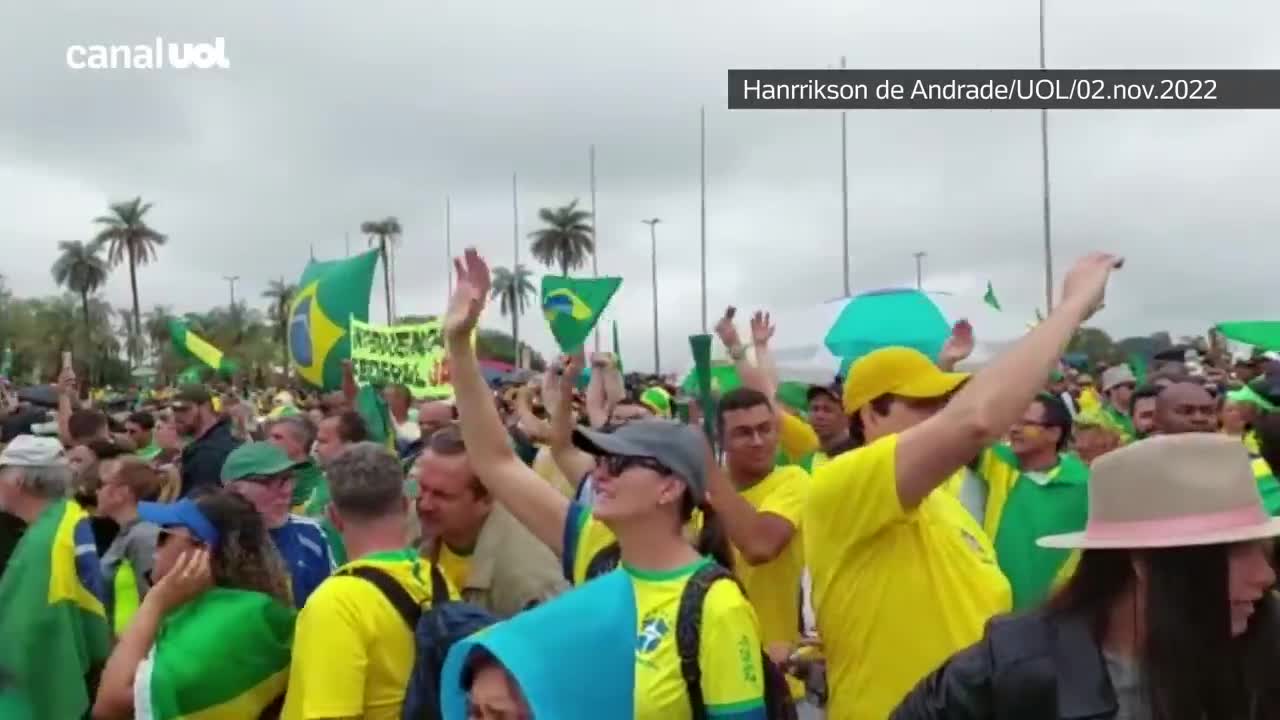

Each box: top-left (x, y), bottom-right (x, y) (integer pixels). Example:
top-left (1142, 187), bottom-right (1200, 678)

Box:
top-left (444, 249), bottom-right (570, 556)
top-left (585, 353), bottom-right (623, 428)
top-left (894, 253), bottom-right (1122, 509)
top-left (548, 353), bottom-right (596, 487)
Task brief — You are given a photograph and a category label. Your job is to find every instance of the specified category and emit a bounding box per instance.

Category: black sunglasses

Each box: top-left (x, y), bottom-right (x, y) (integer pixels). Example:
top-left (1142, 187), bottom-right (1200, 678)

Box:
top-left (598, 455), bottom-right (673, 477)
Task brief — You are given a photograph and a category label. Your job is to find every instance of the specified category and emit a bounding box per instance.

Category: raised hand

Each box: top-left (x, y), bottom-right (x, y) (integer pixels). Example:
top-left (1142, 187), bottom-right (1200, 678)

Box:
top-left (714, 306), bottom-right (742, 351)
top-left (444, 248), bottom-right (492, 341)
top-left (1060, 252), bottom-right (1123, 321)
top-left (148, 548), bottom-right (213, 613)
top-left (749, 311), bottom-right (775, 347)
top-left (938, 319), bottom-right (975, 369)
top-left (558, 351), bottom-right (585, 398)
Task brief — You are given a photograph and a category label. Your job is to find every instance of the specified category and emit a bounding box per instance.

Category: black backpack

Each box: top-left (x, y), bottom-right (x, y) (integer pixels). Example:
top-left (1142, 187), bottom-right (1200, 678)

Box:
top-left (336, 563), bottom-right (497, 720)
top-left (676, 563), bottom-right (799, 720)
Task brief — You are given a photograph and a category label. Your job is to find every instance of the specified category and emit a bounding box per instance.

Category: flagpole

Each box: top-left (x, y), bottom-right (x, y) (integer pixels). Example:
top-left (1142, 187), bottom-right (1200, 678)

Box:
top-left (840, 55), bottom-right (850, 298)
top-left (1039, 0), bottom-right (1054, 313)
top-left (643, 218), bottom-right (662, 374)
top-left (512, 172), bottom-right (521, 369)
top-left (344, 231), bottom-right (350, 257)
top-left (589, 144), bottom-right (601, 352)
top-left (699, 105), bottom-right (708, 333)
top-left (445, 195), bottom-right (453, 298)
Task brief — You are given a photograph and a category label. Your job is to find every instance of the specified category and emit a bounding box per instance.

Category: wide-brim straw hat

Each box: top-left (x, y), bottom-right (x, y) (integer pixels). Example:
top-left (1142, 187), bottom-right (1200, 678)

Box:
top-left (1039, 433), bottom-right (1280, 549)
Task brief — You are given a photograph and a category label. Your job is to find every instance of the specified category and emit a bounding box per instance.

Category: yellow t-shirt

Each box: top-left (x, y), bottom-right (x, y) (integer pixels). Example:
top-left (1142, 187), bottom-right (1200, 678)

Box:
top-left (437, 543), bottom-right (472, 594)
top-left (777, 412), bottom-right (820, 463)
top-left (282, 549), bottom-right (453, 720)
top-left (563, 506), bottom-right (767, 720)
top-left (805, 434), bottom-right (1012, 720)
top-left (735, 465), bottom-right (809, 649)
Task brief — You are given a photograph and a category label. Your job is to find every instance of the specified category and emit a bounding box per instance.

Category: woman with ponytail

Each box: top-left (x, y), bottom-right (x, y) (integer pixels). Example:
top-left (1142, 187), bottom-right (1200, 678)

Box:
top-left (443, 248), bottom-right (769, 720)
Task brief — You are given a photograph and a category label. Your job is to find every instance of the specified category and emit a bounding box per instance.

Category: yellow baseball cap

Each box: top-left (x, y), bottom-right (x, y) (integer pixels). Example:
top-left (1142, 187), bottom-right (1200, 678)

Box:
top-left (841, 347), bottom-right (970, 415)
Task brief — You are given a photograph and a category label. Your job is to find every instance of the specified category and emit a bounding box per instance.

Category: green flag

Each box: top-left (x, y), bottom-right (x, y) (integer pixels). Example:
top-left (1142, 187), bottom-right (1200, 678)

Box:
top-left (136, 588), bottom-right (295, 719)
top-left (288, 249), bottom-right (380, 390)
top-left (983, 281), bottom-right (1002, 311)
top-left (1127, 352), bottom-right (1149, 385)
top-left (688, 334), bottom-right (717, 453)
top-left (1216, 321), bottom-right (1280, 351)
top-left (0, 499), bottom-right (111, 720)
top-left (355, 384), bottom-right (396, 450)
top-left (168, 319), bottom-right (238, 377)
top-left (612, 321), bottom-right (624, 374)
top-left (540, 276), bottom-right (622, 353)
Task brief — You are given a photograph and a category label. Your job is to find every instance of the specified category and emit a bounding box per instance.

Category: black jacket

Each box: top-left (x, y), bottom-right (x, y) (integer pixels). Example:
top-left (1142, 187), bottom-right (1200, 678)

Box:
top-left (179, 418), bottom-right (241, 498)
top-left (891, 607), bottom-right (1280, 720)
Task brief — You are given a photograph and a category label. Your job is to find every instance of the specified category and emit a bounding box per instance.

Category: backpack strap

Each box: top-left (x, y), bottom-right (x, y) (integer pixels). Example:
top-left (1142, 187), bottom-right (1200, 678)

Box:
top-left (584, 542), bottom-right (622, 582)
top-left (339, 565), bottom-right (422, 630)
top-left (675, 562), bottom-right (739, 720)
top-left (428, 561), bottom-right (451, 605)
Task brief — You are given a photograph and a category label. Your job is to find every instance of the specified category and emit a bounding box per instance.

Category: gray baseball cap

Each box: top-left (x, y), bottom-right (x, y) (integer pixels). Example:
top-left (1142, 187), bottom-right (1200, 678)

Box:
top-left (0, 435), bottom-right (66, 468)
top-left (572, 419), bottom-right (707, 496)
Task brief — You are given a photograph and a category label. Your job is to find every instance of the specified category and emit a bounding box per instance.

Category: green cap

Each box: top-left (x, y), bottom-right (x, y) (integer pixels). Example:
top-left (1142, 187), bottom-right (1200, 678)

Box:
top-left (640, 386), bottom-right (672, 417)
top-left (220, 442), bottom-right (298, 484)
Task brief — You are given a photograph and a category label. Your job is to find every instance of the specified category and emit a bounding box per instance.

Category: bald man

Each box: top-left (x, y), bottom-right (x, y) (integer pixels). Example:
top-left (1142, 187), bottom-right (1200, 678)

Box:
top-left (1153, 382), bottom-right (1218, 435)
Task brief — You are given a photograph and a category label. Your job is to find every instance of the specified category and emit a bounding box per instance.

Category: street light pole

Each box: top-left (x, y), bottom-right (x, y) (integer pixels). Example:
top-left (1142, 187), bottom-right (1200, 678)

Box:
top-left (590, 144), bottom-right (601, 352)
top-left (222, 275), bottom-right (240, 308)
top-left (512, 172), bottom-right (521, 368)
top-left (699, 106), bottom-right (708, 333)
top-left (643, 218), bottom-right (661, 374)
top-left (840, 55), bottom-right (850, 298)
top-left (1039, 0), bottom-right (1055, 313)
top-left (912, 252), bottom-right (926, 290)
top-left (445, 195), bottom-right (453, 297)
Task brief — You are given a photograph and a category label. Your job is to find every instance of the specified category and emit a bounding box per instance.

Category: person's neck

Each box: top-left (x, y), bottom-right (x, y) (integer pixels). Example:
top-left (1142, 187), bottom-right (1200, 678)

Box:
top-left (439, 515), bottom-right (487, 554)
top-left (1108, 401), bottom-right (1130, 417)
top-left (1101, 586), bottom-right (1142, 659)
top-left (614, 517), bottom-right (702, 572)
top-left (11, 495), bottom-right (52, 525)
top-left (727, 461), bottom-right (771, 490)
top-left (108, 504), bottom-right (139, 527)
top-left (392, 407), bottom-right (409, 423)
top-left (819, 430), bottom-right (851, 455)
top-left (1018, 448), bottom-right (1059, 472)
top-left (343, 518), bottom-right (409, 561)
top-left (196, 414), bottom-right (220, 438)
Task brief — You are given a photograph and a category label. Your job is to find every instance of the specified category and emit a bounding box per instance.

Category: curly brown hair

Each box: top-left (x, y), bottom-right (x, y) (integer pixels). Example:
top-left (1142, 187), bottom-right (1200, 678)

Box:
top-left (194, 491), bottom-right (293, 606)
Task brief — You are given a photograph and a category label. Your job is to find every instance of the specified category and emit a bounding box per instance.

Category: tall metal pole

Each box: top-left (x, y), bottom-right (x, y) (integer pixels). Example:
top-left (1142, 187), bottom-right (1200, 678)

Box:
top-left (222, 275), bottom-right (240, 308)
top-left (512, 172), bottom-right (521, 368)
top-left (699, 106), bottom-right (708, 333)
top-left (344, 232), bottom-right (350, 257)
top-left (643, 219), bottom-right (661, 373)
top-left (445, 195), bottom-right (453, 297)
top-left (1039, 0), bottom-right (1054, 313)
top-left (840, 55), bottom-right (850, 298)
top-left (590, 144), bottom-right (601, 352)
top-left (912, 252), bottom-right (926, 290)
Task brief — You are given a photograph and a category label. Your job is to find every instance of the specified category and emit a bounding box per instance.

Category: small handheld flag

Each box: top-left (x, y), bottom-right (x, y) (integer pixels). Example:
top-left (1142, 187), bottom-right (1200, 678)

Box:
top-left (983, 281), bottom-right (1002, 311)
top-left (541, 276), bottom-right (621, 353)
top-left (612, 321), bottom-right (624, 374)
top-left (168, 319), bottom-right (238, 378)
top-left (688, 334), bottom-right (717, 452)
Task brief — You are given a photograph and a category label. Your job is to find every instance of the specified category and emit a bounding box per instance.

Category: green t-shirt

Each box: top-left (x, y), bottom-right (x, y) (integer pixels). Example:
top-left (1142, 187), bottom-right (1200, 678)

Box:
top-left (291, 460), bottom-right (325, 508)
top-left (1103, 405), bottom-right (1136, 441)
top-left (136, 443), bottom-right (163, 462)
top-left (979, 446), bottom-right (1090, 610)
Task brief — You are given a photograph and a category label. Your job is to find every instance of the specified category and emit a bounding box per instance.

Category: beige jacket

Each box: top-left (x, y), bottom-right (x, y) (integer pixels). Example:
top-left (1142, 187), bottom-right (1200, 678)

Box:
top-left (428, 504), bottom-right (568, 619)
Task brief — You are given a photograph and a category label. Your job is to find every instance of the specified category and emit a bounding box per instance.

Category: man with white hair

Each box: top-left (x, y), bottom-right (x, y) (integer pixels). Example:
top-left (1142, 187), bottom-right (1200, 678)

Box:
top-left (0, 435), bottom-right (111, 719)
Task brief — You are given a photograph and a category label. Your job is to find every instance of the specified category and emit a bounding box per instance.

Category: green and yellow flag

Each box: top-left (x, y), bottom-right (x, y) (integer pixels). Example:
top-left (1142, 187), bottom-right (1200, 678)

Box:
top-left (983, 281), bottom-right (1002, 311)
top-left (135, 588), bottom-right (295, 719)
top-left (0, 499), bottom-right (111, 720)
top-left (168, 319), bottom-right (238, 377)
top-left (541, 276), bottom-right (621, 353)
top-left (288, 249), bottom-right (380, 390)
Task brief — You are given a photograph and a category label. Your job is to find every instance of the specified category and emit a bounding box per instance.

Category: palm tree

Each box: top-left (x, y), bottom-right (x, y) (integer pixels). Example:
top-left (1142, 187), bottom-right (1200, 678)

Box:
top-left (489, 264), bottom-right (536, 367)
top-left (116, 306), bottom-right (146, 366)
top-left (94, 197), bottom-right (167, 364)
top-left (360, 217), bottom-right (402, 322)
top-left (51, 239), bottom-right (110, 339)
top-left (529, 199), bottom-right (595, 276)
top-left (262, 278), bottom-right (297, 371)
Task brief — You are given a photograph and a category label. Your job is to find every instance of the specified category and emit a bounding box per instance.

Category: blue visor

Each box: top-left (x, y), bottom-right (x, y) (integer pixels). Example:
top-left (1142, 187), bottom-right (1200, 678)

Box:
top-left (138, 499), bottom-right (220, 548)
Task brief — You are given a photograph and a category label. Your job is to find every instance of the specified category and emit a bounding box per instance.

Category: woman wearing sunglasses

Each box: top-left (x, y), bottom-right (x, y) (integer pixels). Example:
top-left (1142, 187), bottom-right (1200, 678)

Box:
top-left (444, 249), bottom-right (767, 720)
top-left (92, 491), bottom-right (296, 720)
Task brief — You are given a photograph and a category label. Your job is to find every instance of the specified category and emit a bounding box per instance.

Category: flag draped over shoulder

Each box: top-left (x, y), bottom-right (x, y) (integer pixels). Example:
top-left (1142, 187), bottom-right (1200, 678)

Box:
top-left (168, 319), bottom-right (238, 377)
top-left (135, 588), bottom-right (296, 720)
top-left (541, 276), bottom-right (622, 353)
top-left (441, 570), bottom-right (636, 720)
top-left (0, 499), bottom-right (110, 720)
top-left (288, 249), bottom-right (379, 390)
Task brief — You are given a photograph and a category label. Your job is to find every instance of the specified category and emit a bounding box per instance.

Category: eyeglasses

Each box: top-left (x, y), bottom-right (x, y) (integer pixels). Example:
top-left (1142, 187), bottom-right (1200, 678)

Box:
top-left (598, 455), bottom-right (673, 477)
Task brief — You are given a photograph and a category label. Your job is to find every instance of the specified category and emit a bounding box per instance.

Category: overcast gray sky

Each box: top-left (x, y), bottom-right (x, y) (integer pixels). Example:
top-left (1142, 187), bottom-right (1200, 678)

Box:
top-left (2, 1), bottom-right (1276, 373)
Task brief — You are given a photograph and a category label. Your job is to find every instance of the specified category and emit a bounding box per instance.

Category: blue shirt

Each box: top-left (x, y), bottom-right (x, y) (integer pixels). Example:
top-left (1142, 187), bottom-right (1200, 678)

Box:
top-left (270, 516), bottom-right (334, 608)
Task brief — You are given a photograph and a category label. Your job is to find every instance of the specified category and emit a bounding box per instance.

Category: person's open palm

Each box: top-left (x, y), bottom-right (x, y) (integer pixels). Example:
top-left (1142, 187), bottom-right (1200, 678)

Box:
top-left (939, 320), bottom-right (975, 367)
top-left (750, 311), bottom-right (775, 346)
top-left (445, 248), bottom-right (491, 339)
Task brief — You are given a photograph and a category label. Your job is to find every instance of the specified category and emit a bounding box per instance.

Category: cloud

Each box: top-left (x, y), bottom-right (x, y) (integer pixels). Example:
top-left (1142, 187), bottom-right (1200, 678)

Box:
top-left (1, 0), bottom-right (1276, 374)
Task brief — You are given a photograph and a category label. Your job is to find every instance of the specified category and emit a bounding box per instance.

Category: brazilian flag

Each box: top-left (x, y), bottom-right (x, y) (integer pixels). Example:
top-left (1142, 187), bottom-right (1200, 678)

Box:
top-left (541, 276), bottom-right (621, 353)
top-left (168, 319), bottom-right (238, 377)
top-left (288, 250), bottom-right (379, 390)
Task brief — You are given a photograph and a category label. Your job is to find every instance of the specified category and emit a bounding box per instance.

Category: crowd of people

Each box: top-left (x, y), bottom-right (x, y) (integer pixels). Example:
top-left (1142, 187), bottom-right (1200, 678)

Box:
top-left (1, 247), bottom-right (1280, 719)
